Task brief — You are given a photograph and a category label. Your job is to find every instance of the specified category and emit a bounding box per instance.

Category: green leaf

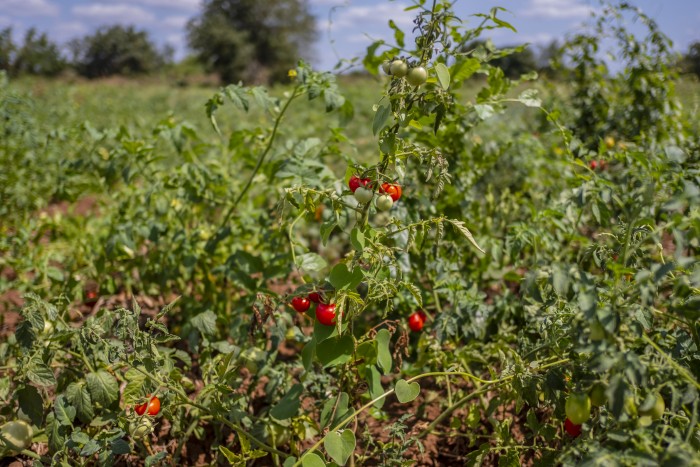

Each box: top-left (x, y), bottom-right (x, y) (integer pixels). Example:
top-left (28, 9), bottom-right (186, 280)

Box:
top-left (518, 89), bottom-right (541, 107)
top-left (375, 329), bottom-right (392, 375)
top-left (316, 334), bottom-right (354, 368)
top-left (324, 430), bottom-right (356, 466)
top-left (296, 253), bottom-right (328, 273)
top-left (320, 392), bottom-right (350, 428)
top-left (435, 63), bottom-right (451, 89)
top-left (110, 438), bottom-right (131, 455)
top-left (26, 359), bottom-right (56, 387)
top-left (388, 20), bottom-right (405, 48)
top-left (66, 382), bottom-right (94, 423)
top-left (54, 395), bottom-right (76, 426)
top-left (473, 104), bottom-right (495, 120)
top-left (372, 104), bottom-right (391, 136)
top-left (18, 385), bottom-right (44, 426)
top-left (301, 452), bottom-right (327, 467)
top-left (395, 379), bottom-right (420, 403)
top-left (270, 384), bottom-right (304, 420)
top-left (451, 58), bottom-right (480, 83)
top-left (364, 365), bottom-right (385, 409)
top-left (191, 310), bottom-right (218, 337)
top-left (329, 264), bottom-right (364, 291)
top-left (447, 219), bottom-right (485, 254)
top-left (86, 370), bottom-right (119, 407)
top-left (350, 228), bottom-right (365, 252)
top-left (552, 264), bottom-right (569, 296)
top-left (123, 368), bottom-right (148, 403)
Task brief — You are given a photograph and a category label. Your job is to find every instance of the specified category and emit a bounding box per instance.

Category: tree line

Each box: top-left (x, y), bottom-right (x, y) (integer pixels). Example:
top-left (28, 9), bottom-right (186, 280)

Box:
top-left (0, 0), bottom-right (699, 84)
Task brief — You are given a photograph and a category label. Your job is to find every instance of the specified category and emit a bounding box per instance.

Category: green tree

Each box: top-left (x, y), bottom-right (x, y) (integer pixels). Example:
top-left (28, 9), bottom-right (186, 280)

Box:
top-left (13, 28), bottom-right (65, 76)
top-left (0, 27), bottom-right (16, 73)
top-left (187, 0), bottom-right (316, 84)
top-left (70, 25), bottom-right (165, 78)
top-left (462, 40), bottom-right (537, 78)
top-left (680, 41), bottom-right (700, 78)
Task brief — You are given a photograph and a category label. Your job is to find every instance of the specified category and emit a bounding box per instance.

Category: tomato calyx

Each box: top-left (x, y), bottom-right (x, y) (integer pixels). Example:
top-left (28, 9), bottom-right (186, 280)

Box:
top-left (135, 395), bottom-right (161, 416)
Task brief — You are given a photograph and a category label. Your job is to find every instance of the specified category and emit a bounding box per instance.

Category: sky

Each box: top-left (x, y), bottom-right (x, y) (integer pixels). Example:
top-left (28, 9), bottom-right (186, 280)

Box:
top-left (0, 0), bottom-right (698, 71)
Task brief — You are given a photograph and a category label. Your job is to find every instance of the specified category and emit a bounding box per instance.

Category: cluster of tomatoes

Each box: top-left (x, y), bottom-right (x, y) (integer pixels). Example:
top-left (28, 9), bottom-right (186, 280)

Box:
top-left (348, 174), bottom-right (402, 211)
top-left (129, 395), bottom-right (161, 440)
top-left (589, 159), bottom-right (608, 171)
top-left (382, 59), bottom-right (428, 87)
top-left (291, 293), bottom-right (338, 326)
top-left (563, 385), bottom-right (665, 438)
top-left (292, 292), bottom-right (428, 334)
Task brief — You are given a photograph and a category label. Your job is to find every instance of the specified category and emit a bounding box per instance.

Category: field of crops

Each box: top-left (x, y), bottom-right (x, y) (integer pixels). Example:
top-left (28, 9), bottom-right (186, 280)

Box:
top-left (1, 2), bottom-right (699, 466)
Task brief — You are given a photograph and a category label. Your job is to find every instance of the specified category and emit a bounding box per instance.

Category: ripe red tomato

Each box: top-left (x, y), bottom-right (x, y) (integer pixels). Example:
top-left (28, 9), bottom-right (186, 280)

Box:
top-left (308, 292), bottom-right (322, 303)
top-left (408, 312), bottom-right (424, 332)
top-left (315, 303), bottom-right (337, 326)
top-left (564, 418), bottom-right (582, 437)
top-left (290, 296), bottom-right (310, 313)
top-left (85, 290), bottom-right (98, 304)
top-left (380, 183), bottom-right (402, 202)
top-left (348, 175), bottom-right (371, 193)
top-left (589, 160), bottom-right (597, 170)
top-left (135, 395), bottom-right (161, 416)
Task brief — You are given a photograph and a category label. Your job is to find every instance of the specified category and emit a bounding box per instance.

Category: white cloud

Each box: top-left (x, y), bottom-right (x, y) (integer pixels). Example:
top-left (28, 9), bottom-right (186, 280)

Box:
top-left (310, 0), bottom-right (348, 6)
top-left (124, 0), bottom-right (200, 11)
top-left (327, 2), bottom-right (414, 31)
top-left (520, 32), bottom-right (555, 44)
top-left (163, 16), bottom-right (189, 29)
top-left (52, 21), bottom-right (88, 40)
top-left (521, 0), bottom-right (593, 19)
top-left (72, 4), bottom-right (155, 24)
top-left (0, 0), bottom-right (59, 16)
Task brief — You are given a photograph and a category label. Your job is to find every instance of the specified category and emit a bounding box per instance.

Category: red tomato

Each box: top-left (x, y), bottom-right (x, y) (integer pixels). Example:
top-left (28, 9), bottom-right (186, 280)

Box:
top-left (290, 296), bottom-right (310, 313)
top-left (308, 292), bottom-right (322, 303)
top-left (349, 175), bottom-right (371, 193)
top-left (589, 160), bottom-right (598, 170)
top-left (135, 395), bottom-right (161, 416)
top-left (408, 312), bottom-right (425, 332)
top-left (315, 303), bottom-right (337, 326)
top-left (380, 183), bottom-right (402, 202)
top-left (564, 418), bottom-right (582, 437)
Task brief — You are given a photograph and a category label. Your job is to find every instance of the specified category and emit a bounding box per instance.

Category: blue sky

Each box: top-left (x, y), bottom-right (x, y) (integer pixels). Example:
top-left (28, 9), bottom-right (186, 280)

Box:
top-left (0, 0), bottom-right (698, 71)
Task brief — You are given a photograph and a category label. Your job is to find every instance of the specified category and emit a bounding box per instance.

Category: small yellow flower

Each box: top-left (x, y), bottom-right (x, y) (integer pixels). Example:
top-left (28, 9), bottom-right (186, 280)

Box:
top-left (288, 69), bottom-right (298, 79)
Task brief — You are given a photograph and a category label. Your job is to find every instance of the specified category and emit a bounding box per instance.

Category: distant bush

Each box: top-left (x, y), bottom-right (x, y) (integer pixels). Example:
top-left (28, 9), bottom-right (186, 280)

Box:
top-left (187, 0), bottom-right (316, 84)
top-left (69, 25), bottom-right (168, 78)
top-left (0, 27), bottom-right (65, 77)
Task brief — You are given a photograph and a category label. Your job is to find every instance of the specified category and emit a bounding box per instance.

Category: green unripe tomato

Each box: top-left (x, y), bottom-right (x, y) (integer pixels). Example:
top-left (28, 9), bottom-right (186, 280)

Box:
top-left (382, 60), bottom-right (391, 75)
top-left (406, 66), bottom-right (428, 86)
top-left (640, 393), bottom-right (665, 420)
top-left (354, 187), bottom-right (374, 204)
top-left (589, 321), bottom-right (605, 341)
top-left (375, 194), bottom-right (394, 211)
top-left (565, 393), bottom-right (591, 425)
top-left (0, 420), bottom-right (33, 452)
top-left (589, 382), bottom-right (607, 407)
top-left (129, 418), bottom-right (154, 440)
top-left (389, 60), bottom-right (408, 78)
